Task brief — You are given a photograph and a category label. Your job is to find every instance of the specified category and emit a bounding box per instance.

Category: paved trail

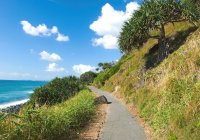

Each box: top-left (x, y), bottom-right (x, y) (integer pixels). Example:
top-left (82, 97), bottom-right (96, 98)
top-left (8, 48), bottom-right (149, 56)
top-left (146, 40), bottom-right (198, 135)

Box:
top-left (89, 86), bottom-right (146, 140)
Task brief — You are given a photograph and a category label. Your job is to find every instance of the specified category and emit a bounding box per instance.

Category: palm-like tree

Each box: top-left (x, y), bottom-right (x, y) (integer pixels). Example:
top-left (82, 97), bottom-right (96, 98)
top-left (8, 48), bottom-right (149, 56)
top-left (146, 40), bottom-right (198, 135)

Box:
top-left (119, 0), bottom-right (199, 59)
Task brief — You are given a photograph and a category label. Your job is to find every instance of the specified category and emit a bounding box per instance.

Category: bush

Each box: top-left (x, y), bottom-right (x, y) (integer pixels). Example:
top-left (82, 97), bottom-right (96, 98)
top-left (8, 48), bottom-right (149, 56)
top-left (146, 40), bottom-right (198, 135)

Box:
top-left (93, 61), bottom-right (121, 87)
top-left (31, 76), bottom-right (84, 106)
top-left (0, 89), bottom-right (96, 140)
top-left (80, 71), bottom-right (97, 85)
top-left (93, 71), bottom-right (109, 87)
top-left (108, 62), bottom-right (121, 76)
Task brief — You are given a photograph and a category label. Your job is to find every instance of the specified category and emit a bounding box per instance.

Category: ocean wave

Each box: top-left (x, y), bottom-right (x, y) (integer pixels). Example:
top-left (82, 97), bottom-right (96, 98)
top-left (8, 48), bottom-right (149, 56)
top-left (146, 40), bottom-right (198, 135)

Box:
top-left (26, 90), bottom-right (34, 94)
top-left (0, 99), bottom-right (29, 109)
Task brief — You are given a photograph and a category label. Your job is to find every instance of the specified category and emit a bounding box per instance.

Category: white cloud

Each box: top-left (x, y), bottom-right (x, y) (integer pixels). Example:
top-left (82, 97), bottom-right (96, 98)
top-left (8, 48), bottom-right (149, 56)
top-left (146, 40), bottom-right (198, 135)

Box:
top-left (90, 2), bottom-right (140, 49)
top-left (92, 35), bottom-right (118, 49)
top-left (47, 63), bottom-right (65, 72)
top-left (20, 20), bottom-right (55, 36)
top-left (72, 64), bottom-right (96, 75)
top-left (39, 51), bottom-right (62, 62)
top-left (20, 20), bottom-right (69, 42)
top-left (51, 26), bottom-right (58, 34)
top-left (56, 33), bottom-right (69, 42)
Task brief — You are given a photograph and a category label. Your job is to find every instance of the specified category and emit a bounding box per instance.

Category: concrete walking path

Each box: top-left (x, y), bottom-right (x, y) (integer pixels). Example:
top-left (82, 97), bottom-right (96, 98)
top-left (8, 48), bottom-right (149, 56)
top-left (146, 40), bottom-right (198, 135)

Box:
top-left (89, 86), bottom-right (146, 140)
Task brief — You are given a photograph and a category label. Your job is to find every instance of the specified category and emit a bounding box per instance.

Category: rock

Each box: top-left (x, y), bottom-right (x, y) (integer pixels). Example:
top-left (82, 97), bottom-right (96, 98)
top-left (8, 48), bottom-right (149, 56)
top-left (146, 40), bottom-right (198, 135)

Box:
top-left (0, 103), bottom-right (26, 114)
top-left (94, 95), bottom-right (108, 104)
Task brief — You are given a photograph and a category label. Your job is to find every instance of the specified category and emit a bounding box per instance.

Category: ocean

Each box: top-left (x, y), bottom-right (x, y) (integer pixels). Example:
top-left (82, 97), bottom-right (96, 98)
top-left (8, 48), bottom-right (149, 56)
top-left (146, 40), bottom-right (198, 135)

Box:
top-left (0, 80), bottom-right (47, 109)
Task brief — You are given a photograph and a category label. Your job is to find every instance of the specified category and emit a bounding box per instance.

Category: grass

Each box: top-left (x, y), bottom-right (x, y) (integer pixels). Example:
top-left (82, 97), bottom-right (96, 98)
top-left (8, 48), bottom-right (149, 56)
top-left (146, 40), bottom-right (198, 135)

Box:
top-left (0, 89), bottom-right (96, 140)
top-left (101, 22), bottom-right (200, 139)
top-left (93, 60), bottom-right (122, 88)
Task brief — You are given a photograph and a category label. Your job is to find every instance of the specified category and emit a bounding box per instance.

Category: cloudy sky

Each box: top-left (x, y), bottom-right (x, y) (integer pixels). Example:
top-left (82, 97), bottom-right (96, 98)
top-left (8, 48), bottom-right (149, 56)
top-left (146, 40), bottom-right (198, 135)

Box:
top-left (0, 0), bottom-right (142, 80)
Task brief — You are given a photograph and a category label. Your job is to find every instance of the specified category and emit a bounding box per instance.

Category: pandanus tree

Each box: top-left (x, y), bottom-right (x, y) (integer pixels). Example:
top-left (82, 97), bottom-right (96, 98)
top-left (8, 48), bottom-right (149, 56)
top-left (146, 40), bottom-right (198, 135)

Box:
top-left (119, 0), bottom-right (199, 60)
top-left (190, 0), bottom-right (200, 6)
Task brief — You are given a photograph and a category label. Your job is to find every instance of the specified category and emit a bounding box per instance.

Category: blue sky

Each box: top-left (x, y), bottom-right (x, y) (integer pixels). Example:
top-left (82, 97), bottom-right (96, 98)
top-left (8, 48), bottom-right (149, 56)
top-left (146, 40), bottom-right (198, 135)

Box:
top-left (0, 0), bottom-right (142, 80)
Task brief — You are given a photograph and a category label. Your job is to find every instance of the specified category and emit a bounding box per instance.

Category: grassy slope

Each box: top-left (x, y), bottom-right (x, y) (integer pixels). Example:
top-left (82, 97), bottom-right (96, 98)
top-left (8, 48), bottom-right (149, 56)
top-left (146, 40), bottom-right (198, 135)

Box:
top-left (0, 89), bottom-right (95, 140)
top-left (103, 22), bottom-right (200, 139)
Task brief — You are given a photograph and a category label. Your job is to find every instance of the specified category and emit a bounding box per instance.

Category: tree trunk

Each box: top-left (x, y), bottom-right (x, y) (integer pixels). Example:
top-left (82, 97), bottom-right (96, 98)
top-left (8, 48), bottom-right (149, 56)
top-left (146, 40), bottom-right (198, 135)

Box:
top-left (158, 24), bottom-right (169, 62)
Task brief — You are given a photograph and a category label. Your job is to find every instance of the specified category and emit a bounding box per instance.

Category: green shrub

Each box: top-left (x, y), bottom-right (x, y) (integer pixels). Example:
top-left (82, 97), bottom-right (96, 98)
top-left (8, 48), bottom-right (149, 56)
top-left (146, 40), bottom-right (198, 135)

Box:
top-left (31, 76), bottom-right (84, 106)
top-left (80, 71), bottom-right (97, 85)
top-left (0, 89), bottom-right (95, 140)
top-left (93, 71), bottom-right (109, 87)
top-left (108, 62), bottom-right (121, 76)
top-left (93, 61), bottom-right (121, 87)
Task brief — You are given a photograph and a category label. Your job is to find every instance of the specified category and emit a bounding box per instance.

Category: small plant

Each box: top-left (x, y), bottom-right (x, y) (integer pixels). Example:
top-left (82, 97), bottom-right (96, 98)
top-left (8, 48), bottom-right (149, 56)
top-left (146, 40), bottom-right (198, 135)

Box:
top-left (169, 133), bottom-right (177, 140)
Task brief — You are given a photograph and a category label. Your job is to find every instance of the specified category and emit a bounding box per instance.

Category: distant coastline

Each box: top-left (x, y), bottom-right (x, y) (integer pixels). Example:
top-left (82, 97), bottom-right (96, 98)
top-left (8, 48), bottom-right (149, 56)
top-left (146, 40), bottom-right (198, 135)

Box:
top-left (0, 80), bottom-right (47, 113)
top-left (0, 79), bottom-right (48, 81)
top-left (0, 99), bottom-right (29, 109)
top-left (0, 99), bottom-right (29, 113)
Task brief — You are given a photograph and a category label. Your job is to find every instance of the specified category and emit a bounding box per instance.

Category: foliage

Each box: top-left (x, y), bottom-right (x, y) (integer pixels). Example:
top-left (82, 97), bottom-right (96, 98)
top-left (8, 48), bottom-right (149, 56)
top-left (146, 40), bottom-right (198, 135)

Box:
top-left (103, 24), bottom-right (200, 139)
top-left (119, 0), bottom-right (199, 59)
top-left (80, 71), bottom-right (97, 85)
top-left (93, 71), bottom-right (109, 88)
top-left (31, 76), bottom-right (84, 106)
top-left (0, 90), bottom-right (96, 140)
top-left (93, 61), bottom-right (122, 87)
top-left (97, 62), bottom-right (115, 71)
top-left (189, 0), bottom-right (200, 6)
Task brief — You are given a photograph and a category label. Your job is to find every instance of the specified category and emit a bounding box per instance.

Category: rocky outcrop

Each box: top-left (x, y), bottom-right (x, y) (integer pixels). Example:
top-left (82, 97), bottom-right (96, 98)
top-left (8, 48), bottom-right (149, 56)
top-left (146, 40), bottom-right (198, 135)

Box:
top-left (0, 103), bottom-right (26, 114)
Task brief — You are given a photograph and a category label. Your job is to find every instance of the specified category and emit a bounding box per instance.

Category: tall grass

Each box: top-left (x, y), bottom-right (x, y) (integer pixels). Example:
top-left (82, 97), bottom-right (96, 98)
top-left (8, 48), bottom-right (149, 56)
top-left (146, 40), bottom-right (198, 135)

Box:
top-left (0, 89), bottom-right (95, 140)
top-left (102, 22), bottom-right (200, 139)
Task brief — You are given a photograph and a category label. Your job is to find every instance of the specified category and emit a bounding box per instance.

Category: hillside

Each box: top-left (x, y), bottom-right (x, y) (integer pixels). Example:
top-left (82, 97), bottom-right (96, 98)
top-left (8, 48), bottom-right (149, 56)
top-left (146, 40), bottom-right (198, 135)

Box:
top-left (97, 22), bottom-right (200, 139)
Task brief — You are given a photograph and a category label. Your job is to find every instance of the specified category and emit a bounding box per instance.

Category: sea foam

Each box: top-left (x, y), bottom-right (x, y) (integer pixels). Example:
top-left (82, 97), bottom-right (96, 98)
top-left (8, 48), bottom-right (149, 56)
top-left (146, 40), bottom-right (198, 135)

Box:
top-left (27, 90), bottom-right (34, 94)
top-left (0, 99), bottom-right (29, 109)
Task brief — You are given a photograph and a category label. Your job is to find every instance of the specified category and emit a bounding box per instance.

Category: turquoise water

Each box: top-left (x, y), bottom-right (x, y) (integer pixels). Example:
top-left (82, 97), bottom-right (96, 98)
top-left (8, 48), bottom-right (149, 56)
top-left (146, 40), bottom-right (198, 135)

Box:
top-left (0, 80), bottom-right (47, 107)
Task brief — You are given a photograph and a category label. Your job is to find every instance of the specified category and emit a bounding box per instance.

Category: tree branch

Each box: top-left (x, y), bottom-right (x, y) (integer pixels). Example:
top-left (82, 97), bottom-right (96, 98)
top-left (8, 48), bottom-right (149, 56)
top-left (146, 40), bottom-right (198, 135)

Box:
top-left (148, 35), bottom-right (160, 39)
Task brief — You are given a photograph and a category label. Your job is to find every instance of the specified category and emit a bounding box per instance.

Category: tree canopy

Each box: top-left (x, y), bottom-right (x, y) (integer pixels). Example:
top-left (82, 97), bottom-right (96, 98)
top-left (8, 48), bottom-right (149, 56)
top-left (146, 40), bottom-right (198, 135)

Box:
top-left (31, 76), bottom-right (83, 106)
top-left (97, 62), bottom-right (115, 71)
top-left (119, 0), bottom-right (199, 59)
top-left (80, 71), bottom-right (97, 85)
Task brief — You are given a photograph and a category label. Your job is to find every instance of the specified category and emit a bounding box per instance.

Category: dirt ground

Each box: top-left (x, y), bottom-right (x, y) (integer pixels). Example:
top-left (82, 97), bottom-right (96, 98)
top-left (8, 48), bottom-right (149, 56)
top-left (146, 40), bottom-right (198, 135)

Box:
top-left (76, 104), bottom-right (108, 140)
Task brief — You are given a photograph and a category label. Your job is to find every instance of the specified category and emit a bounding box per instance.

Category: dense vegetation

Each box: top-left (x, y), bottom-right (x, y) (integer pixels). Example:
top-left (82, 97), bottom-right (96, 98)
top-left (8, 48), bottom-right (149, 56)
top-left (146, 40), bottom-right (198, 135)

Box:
top-left (0, 90), bottom-right (95, 140)
top-left (93, 61), bottom-right (122, 87)
top-left (96, 62), bottom-right (114, 71)
top-left (96, 19), bottom-right (200, 140)
top-left (80, 71), bottom-right (97, 85)
top-left (0, 75), bottom-right (98, 140)
top-left (31, 76), bottom-right (84, 106)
